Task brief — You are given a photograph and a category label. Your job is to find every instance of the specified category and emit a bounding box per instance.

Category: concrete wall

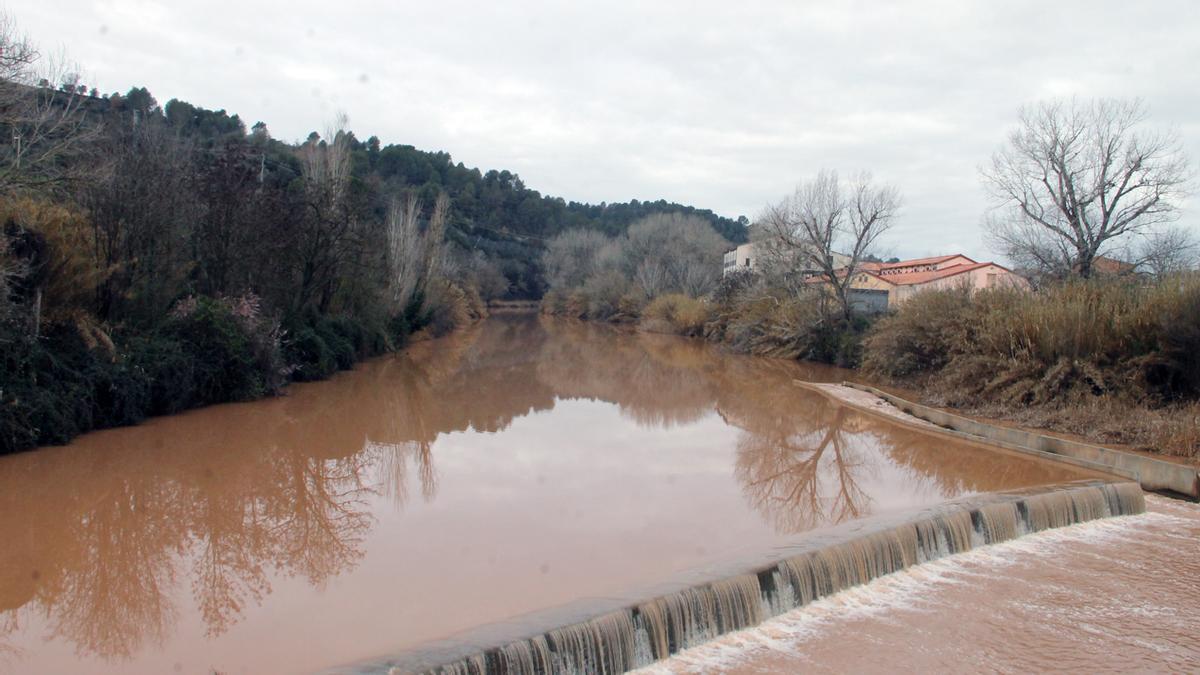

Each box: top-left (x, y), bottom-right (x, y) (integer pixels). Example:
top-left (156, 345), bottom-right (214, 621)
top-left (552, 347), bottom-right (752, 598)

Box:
top-left (836, 382), bottom-right (1199, 499)
top-left (723, 243), bottom-right (756, 276)
top-left (892, 264), bottom-right (1029, 306)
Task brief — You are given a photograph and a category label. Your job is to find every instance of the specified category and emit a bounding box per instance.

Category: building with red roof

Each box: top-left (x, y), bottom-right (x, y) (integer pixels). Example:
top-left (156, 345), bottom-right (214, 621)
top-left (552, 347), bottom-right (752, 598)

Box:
top-left (845, 255), bottom-right (1029, 308)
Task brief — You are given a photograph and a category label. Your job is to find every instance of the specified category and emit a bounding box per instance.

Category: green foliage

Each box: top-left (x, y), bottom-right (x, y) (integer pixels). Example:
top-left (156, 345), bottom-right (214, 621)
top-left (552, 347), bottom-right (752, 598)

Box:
top-left (0, 327), bottom-right (93, 452)
top-left (124, 333), bottom-right (198, 415)
top-left (285, 327), bottom-right (337, 382)
top-left (315, 318), bottom-right (356, 370)
top-left (162, 297), bottom-right (265, 404)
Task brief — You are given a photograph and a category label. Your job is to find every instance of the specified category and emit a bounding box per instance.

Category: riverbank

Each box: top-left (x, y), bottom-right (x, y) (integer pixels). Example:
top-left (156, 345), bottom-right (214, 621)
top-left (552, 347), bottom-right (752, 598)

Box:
top-left (0, 290), bottom-right (487, 455)
top-left (801, 381), bottom-right (1200, 499)
top-left (542, 275), bottom-right (1200, 460)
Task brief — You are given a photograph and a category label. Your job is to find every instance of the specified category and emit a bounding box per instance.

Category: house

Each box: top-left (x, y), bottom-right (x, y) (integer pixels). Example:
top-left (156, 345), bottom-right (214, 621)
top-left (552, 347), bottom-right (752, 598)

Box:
top-left (1087, 255), bottom-right (1137, 277)
top-left (861, 254), bottom-right (978, 277)
top-left (723, 244), bottom-right (1029, 310)
top-left (722, 243), bottom-right (756, 276)
top-left (722, 241), bottom-right (851, 278)
top-left (849, 255), bottom-right (1029, 308)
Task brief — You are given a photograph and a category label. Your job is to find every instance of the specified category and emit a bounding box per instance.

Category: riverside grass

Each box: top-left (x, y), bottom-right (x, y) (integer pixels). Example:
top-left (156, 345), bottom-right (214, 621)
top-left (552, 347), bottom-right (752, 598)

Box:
top-left (542, 272), bottom-right (1200, 458)
top-left (862, 275), bottom-right (1200, 458)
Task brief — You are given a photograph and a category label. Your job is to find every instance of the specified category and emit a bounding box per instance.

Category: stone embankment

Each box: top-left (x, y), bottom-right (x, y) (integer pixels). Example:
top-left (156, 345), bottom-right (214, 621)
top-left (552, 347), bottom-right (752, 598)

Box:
top-left (796, 381), bottom-right (1200, 500)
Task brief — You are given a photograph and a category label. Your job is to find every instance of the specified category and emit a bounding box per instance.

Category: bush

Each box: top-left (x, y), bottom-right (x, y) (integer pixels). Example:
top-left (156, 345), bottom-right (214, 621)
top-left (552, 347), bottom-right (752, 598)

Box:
top-left (125, 332), bottom-right (197, 415)
top-left (563, 290), bottom-right (588, 319)
top-left (84, 352), bottom-right (152, 428)
top-left (0, 328), bottom-right (90, 452)
top-left (422, 280), bottom-right (482, 337)
top-left (315, 318), bottom-right (356, 370)
top-left (540, 289), bottom-right (563, 315)
top-left (285, 327), bottom-right (337, 382)
top-left (641, 294), bottom-right (710, 337)
top-left (162, 297), bottom-right (267, 404)
top-left (861, 286), bottom-right (977, 378)
top-left (863, 275), bottom-right (1200, 408)
top-left (583, 270), bottom-right (632, 321)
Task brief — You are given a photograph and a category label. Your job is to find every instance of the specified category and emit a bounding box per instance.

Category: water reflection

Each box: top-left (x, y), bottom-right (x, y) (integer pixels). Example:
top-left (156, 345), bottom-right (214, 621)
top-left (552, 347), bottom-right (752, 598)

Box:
top-left (0, 314), bottom-right (1093, 669)
top-left (734, 406), bottom-right (873, 532)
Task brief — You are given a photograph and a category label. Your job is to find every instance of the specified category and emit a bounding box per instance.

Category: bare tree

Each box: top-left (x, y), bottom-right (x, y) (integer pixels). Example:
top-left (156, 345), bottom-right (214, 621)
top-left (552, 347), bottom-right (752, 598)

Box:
top-left (982, 98), bottom-right (1192, 279)
top-left (295, 114), bottom-right (359, 310)
top-left (619, 212), bottom-right (727, 297)
top-left (385, 190), bottom-right (448, 315)
top-left (758, 170), bottom-right (900, 321)
top-left (82, 110), bottom-right (197, 320)
top-left (542, 228), bottom-right (609, 289)
top-left (0, 232), bottom-right (27, 322)
top-left (0, 12), bottom-right (94, 194)
top-left (1127, 225), bottom-right (1199, 279)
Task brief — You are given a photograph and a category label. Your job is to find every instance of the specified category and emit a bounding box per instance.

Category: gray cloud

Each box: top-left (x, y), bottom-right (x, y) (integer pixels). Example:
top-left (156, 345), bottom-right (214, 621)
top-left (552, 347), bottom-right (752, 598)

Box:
top-left (14, 0), bottom-right (1200, 259)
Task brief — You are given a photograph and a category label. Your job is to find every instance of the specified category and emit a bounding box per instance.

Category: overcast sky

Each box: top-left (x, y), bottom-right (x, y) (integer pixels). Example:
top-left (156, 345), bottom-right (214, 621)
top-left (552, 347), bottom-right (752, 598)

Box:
top-left (11, 0), bottom-right (1200, 259)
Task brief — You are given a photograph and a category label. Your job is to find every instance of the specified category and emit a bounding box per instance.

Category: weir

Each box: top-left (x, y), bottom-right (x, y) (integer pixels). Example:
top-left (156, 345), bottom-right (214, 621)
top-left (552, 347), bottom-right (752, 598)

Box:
top-left (341, 480), bottom-right (1144, 675)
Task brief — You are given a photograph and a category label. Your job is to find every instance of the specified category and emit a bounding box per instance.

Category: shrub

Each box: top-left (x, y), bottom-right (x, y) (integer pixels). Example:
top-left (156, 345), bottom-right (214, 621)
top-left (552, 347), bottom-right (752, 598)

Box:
top-left (125, 332), bottom-right (198, 415)
top-left (861, 286), bottom-right (977, 378)
top-left (863, 275), bottom-right (1200, 409)
top-left (285, 327), bottom-right (337, 382)
top-left (0, 327), bottom-right (90, 452)
top-left (85, 352), bottom-right (152, 428)
top-left (641, 294), bottom-right (710, 337)
top-left (540, 289), bottom-right (563, 315)
top-left (315, 318), bottom-right (356, 370)
top-left (163, 296), bottom-right (266, 404)
top-left (420, 280), bottom-right (486, 338)
top-left (616, 291), bottom-right (647, 322)
top-left (563, 290), bottom-right (588, 319)
top-left (582, 270), bottom-right (632, 321)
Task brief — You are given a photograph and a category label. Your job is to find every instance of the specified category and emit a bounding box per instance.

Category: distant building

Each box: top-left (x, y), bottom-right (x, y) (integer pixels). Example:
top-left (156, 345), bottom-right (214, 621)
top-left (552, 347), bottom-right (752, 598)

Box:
top-left (722, 241), bottom-right (851, 278)
top-left (847, 255), bottom-right (1029, 308)
top-left (723, 243), bottom-right (756, 276)
top-left (723, 246), bottom-right (1027, 311)
top-left (1086, 255), bottom-right (1137, 277)
top-left (860, 254), bottom-right (978, 277)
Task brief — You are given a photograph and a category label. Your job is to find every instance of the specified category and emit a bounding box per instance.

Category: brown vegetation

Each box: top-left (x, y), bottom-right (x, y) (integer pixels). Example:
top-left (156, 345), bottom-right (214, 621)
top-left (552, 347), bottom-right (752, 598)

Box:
top-left (862, 276), bottom-right (1200, 457)
top-left (640, 294), bottom-right (710, 337)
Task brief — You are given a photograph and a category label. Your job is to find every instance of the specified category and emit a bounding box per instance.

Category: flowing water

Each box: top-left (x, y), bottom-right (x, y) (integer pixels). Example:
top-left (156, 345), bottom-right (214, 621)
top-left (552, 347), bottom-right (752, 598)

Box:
top-left (0, 315), bottom-right (1122, 674)
top-left (639, 495), bottom-right (1200, 674)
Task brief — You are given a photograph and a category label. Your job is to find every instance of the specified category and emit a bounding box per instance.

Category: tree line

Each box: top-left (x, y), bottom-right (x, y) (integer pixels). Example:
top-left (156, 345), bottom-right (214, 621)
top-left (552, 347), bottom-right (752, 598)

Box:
top-left (0, 12), bottom-right (746, 453)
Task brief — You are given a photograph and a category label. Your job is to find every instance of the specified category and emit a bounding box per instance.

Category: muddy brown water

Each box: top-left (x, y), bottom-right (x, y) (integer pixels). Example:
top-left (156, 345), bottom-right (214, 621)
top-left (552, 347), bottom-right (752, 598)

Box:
top-left (0, 315), bottom-right (1102, 674)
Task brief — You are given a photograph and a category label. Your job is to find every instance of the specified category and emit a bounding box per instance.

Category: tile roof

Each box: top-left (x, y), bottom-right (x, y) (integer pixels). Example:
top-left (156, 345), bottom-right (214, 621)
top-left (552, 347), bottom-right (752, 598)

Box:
top-left (879, 261), bottom-right (1002, 286)
top-left (880, 254), bottom-right (976, 269)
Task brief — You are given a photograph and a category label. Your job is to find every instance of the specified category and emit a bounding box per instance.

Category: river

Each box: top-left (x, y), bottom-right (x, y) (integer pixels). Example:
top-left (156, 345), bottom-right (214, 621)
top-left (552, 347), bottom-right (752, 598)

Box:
top-left (0, 315), bottom-right (1132, 673)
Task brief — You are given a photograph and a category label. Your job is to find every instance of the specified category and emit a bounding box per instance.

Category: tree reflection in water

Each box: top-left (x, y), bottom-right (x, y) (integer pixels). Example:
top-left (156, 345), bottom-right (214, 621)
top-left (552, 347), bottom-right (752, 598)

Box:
top-left (734, 406), bottom-right (874, 533)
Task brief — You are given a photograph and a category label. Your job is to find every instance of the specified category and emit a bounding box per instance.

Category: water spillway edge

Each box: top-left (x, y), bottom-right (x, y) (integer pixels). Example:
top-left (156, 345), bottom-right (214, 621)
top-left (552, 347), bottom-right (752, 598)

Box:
top-left (337, 480), bottom-right (1144, 675)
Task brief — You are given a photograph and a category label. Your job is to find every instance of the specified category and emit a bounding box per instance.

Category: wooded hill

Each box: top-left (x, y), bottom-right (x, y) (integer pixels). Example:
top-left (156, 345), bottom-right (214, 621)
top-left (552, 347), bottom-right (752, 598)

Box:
top-left (91, 87), bottom-right (748, 299)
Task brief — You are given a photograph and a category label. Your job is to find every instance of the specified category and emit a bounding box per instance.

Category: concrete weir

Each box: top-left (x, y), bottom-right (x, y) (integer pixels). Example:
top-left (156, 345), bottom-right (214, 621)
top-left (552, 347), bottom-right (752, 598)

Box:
top-left (809, 381), bottom-right (1200, 500)
top-left (334, 481), bottom-right (1144, 675)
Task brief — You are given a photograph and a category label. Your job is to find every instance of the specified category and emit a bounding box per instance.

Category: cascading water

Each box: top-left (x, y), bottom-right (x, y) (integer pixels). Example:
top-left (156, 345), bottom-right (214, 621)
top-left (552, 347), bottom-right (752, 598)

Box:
top-left (402, 481), bottom-right (1144, 675)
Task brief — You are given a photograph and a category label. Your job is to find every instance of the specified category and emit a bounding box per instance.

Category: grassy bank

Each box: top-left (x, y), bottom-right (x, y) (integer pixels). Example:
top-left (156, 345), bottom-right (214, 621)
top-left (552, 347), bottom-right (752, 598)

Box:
top-left (861, 277), bottom-right (1200, 459)
top-left (543, 269), bottom-right (871, 367)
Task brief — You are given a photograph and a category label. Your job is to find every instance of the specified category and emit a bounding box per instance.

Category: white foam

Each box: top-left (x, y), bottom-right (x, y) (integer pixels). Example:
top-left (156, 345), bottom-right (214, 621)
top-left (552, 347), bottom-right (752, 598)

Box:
top-left (634, 506), bottom-right (1193, 674)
